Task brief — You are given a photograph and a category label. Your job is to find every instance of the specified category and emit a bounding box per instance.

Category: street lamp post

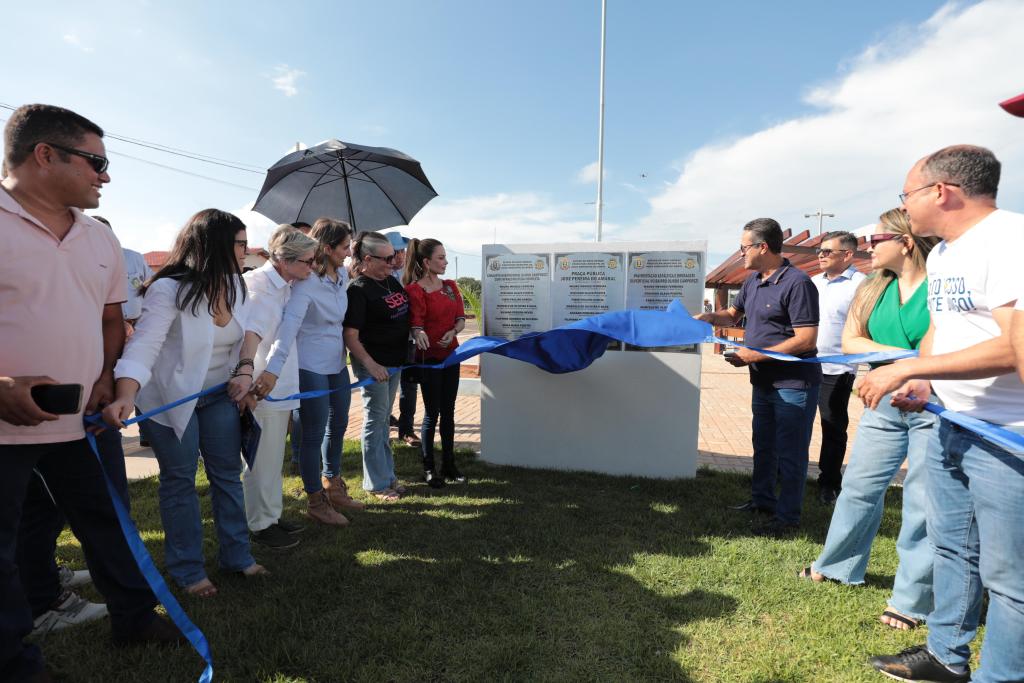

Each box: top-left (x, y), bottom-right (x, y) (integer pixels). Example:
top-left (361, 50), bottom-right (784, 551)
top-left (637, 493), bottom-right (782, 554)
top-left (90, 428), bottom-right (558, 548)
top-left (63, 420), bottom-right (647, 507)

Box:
top-left (804, 208), bottom-right (835, 236)
top-left (595, 0), bottom-right (607, 242)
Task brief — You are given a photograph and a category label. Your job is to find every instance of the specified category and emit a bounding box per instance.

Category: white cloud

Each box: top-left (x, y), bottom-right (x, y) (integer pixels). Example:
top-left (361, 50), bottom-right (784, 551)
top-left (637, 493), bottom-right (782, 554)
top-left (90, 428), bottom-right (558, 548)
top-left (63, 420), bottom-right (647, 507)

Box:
top-left (112, 219), bottom-right (179, 254)
top-left (575, 161), bottom-right (607, 184)
top-left (632, 0), bottom-right (1024, 257)
top-left (360, 123), bottom-right (389, 137)
top-left (270, 65), bottom-right (305, 97)
top-left (62, 32), bottom-right (93, 53)
top-left (232, 202), bottom-right (280, 249)
top-left (409, 192), bottom-right (611, 276)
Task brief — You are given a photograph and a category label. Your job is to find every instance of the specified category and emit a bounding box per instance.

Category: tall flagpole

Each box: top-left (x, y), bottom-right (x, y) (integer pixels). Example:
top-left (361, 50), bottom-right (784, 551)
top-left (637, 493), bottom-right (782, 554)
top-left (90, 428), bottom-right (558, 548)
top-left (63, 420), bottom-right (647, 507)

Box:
top-left (595, 0), bottom-right (607, 242)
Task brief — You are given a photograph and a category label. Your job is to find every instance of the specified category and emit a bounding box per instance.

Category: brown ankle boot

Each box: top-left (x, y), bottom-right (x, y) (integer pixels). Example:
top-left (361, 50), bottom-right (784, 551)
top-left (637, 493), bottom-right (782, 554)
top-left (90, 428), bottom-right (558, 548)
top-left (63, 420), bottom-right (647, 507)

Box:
top-left (306, 490), bottom-right (349, 526)
top-left (322, 476), bottom-right (366, 511)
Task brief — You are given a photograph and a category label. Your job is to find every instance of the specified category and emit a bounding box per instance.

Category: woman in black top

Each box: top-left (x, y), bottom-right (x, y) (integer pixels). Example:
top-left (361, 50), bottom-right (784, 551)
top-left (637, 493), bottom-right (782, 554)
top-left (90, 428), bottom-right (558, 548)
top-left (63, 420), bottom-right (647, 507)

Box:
top-left (343, 231), bottom-right (411, 501)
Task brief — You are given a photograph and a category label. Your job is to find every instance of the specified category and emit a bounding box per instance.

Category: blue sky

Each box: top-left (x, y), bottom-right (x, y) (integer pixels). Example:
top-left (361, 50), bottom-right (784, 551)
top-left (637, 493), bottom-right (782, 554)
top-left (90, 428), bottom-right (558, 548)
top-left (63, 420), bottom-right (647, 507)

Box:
top-left (4, 0), bottom-right (1022, 275)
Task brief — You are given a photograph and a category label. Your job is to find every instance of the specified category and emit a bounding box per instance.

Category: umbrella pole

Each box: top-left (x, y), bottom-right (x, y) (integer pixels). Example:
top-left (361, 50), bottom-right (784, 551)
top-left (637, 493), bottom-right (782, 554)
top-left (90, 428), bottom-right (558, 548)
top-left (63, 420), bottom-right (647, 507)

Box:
top-left (339, 153), bottom-right (358, 232)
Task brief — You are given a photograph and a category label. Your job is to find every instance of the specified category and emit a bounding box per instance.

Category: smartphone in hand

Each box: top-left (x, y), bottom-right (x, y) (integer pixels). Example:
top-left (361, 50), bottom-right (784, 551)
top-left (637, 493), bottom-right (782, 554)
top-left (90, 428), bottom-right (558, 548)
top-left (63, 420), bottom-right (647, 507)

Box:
top-left (31, 384), bottom-right (83, 414)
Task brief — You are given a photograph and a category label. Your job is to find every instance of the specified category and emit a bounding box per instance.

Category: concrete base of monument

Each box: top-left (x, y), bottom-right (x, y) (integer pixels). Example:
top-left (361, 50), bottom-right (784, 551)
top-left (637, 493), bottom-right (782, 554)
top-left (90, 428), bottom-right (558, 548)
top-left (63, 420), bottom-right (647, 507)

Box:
top-left (479, 350), bottom-right (701, 479)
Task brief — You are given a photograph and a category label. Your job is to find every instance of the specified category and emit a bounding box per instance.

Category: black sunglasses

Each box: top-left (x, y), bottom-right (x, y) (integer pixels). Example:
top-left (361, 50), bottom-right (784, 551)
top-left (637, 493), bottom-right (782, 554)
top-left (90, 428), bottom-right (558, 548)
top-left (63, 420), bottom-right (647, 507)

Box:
top-left (367, 253), bottom-right (396, 265)
top-left (45, 142), bottom-right (109, 174)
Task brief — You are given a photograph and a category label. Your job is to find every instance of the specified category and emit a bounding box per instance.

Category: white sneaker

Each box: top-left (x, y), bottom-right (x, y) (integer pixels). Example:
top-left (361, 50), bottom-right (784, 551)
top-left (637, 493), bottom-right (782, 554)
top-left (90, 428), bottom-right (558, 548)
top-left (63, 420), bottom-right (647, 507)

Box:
top-left (58, 565), bottom-right (92, 589)
top-left (31, 590), bottom-right (108, 637)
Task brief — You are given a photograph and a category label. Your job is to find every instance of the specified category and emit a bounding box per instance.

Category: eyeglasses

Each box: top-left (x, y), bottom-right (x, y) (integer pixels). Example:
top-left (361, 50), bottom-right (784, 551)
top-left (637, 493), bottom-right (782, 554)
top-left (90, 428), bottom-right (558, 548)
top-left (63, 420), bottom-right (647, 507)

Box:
top-left (899, 182), bottom-right (960, 204)
top-left (367, 253), bottom-right (396, 265)
top-left (292, 257), bottom-right (315, 267)
top-left (867, 233), bottom-right (903, 247)
top-left (234, 240), bottom-right (248, 250)
top-left (815, 248), bottom-right (850, 258)
top-left (44, 142), bottom-right (109, 174)
top-left (738, 242), bottom-right (764, 254)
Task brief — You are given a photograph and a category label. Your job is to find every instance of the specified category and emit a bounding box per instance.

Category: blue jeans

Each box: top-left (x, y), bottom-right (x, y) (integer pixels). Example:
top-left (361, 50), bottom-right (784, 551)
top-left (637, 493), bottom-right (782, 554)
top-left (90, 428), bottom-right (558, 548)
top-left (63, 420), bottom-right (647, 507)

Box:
top-left (351, 357), bottom-right (401, 492)
top-left (297, 368), bottom-right (352, 493)
top-left (139, 390), bottom-right (254, 587)
top-left (751, 382), bottom-right (820, 525)
top-left (925, 420), bottom-right (1024, 682)
top-left (812, 396), bottom-right (935, 620)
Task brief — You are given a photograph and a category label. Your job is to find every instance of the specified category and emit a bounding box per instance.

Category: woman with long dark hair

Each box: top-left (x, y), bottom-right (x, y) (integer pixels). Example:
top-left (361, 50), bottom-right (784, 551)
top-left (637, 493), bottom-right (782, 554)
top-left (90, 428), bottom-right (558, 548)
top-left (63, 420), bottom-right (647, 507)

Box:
top-left (799, 208), bottom-right (940, 631)
top-left (343, 231), bottom-right (410, 501)
top-left (104, 209), bottom-right (266, 597)
top-left (263, 217), bottom-right (363, 526)
top-left (403, 238), bottom-right (467, 487)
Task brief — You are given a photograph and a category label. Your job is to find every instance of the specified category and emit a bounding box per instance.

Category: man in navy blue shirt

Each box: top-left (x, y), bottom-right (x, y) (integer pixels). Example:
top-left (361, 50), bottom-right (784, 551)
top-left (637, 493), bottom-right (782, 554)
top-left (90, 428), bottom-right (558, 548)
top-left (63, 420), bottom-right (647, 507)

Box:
top-left (697, 218), bottom-right (821, 536)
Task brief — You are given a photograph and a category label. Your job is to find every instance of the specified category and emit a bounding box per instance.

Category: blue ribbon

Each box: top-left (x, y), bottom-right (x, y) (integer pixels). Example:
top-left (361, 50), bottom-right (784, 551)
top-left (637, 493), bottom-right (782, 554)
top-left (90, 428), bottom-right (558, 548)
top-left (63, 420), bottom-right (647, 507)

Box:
top-left (256, 299), bottom-right (1017, 454)
top-left (84, 430), bottom-right (214, 683)
top-left (922, 403), bottom-right (1024, 455)
top-left (80, 297), bottom-right (1024, 681)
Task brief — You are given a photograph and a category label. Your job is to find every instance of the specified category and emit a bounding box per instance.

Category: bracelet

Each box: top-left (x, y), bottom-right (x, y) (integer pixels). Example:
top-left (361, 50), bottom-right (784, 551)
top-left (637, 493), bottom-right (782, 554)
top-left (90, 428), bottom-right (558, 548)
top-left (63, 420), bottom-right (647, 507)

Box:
top-left (232, 372), bottom-right (253, 379)
top-left (234, 358), bottom-right (255, 371)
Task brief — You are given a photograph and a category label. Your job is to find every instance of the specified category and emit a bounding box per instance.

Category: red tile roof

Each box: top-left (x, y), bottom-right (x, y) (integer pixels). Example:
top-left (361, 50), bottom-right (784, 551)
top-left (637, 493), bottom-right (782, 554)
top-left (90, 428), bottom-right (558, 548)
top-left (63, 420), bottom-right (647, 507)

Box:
top-left (705, 229), bottom-right (872, 289)
top-left (144, 247), bottom-right (268, 271)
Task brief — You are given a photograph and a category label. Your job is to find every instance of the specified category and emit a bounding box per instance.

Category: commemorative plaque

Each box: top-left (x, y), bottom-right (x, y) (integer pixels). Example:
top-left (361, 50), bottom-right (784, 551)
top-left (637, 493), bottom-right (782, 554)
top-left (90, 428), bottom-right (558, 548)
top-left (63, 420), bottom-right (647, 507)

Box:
top-left (550, 252), bottom-right (626, 327)
top-left (482, 253), bottom-right (551, 339)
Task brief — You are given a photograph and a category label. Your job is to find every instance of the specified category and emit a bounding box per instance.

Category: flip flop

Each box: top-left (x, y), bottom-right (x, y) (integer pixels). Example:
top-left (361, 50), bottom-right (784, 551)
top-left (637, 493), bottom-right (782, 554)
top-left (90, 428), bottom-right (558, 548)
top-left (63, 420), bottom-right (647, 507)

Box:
top-left (184, 578), bottom-right (218, 598)
top-left (880, 609), bottom-right (919, 630)
top-left (372, 489), bottom-right (401, 502)
top-left (236, 563), bottom-right (271, 579)
top-left (796, 566), bottom-right (840, 584)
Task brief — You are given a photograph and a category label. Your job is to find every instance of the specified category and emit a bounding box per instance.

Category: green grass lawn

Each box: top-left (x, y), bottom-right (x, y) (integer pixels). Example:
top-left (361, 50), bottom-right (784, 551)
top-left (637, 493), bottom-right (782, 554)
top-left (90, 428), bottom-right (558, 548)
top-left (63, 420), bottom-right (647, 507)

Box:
top-left (40, 444), bottom-right (953, 682)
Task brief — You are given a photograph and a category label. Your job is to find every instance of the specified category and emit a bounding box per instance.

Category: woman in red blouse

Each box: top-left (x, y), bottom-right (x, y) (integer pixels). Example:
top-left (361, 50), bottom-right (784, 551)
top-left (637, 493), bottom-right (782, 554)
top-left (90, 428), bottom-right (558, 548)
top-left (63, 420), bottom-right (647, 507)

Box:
top-left (403, 238), bottom-right (467, 488)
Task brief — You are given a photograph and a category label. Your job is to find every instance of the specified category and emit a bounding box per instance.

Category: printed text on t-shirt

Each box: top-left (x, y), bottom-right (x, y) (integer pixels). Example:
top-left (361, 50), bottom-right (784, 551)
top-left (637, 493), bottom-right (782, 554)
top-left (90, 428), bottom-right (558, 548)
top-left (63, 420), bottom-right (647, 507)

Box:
top-left (384, 292), bottom-right (408, 309)
top-left (928, 276), bottom-right (975, 313)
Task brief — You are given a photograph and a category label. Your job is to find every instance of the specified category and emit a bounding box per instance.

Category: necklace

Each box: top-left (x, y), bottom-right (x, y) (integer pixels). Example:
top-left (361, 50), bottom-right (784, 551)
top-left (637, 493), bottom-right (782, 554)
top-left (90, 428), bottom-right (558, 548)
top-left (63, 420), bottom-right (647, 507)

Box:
top-left (369, 276), bottom-right (393, 295)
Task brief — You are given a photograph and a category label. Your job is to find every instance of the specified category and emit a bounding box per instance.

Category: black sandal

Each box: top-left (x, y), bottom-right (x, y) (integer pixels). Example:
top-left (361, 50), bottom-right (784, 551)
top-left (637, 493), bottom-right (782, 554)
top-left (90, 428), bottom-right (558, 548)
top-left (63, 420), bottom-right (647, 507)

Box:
top-left (881, 609), bottom-right (919, 630)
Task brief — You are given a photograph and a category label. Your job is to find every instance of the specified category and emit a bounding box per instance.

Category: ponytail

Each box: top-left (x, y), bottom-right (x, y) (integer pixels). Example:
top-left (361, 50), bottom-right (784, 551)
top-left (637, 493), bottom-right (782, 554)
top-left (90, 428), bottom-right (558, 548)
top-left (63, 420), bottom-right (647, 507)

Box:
top-left (350, 230), bottom-right (389, 278)
top-left (404, 237), bottom-right (443, 285)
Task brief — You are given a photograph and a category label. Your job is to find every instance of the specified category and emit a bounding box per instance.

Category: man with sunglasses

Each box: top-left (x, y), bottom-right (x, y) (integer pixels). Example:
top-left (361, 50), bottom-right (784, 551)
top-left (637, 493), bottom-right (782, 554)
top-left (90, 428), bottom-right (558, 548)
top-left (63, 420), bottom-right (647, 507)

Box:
top-left (861, 145), bottom-right (1024, 683)
top-left (696, 217), bottom-right (821, 537)
top-left (0, 104), bottom-right (182, 682)
top-left (385, 230), bottom-right (423, 448)
top-left (811, 231), bottom-right (864, 505)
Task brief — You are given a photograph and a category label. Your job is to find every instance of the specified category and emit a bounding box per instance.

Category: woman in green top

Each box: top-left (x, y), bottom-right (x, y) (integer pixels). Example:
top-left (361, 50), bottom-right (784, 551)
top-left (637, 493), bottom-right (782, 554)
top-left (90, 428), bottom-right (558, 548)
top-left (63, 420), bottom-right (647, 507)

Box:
top-left (799, 209), bottom-right (940, 631)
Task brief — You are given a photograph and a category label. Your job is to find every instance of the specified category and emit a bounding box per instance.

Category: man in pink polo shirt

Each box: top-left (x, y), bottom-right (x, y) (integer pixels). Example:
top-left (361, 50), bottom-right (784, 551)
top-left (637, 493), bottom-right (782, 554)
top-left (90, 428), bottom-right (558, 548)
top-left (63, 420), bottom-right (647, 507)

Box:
top-left (0, 104), bottom-right (181, 683)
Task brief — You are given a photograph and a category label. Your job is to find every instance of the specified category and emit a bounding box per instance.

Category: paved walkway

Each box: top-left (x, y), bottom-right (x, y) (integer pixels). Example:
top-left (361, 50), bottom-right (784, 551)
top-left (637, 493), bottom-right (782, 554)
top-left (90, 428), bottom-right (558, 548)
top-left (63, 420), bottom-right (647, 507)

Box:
top-left (124, 346), bottom-right (899, 482)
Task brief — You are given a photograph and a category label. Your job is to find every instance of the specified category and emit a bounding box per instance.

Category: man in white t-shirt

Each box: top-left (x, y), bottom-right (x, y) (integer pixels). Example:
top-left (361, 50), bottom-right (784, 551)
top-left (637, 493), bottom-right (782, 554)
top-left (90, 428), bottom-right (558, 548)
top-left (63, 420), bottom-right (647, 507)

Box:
top-left (859, 145), bottom-right (1023, 683)
top-left (385, 230), bottom-right (421, 446)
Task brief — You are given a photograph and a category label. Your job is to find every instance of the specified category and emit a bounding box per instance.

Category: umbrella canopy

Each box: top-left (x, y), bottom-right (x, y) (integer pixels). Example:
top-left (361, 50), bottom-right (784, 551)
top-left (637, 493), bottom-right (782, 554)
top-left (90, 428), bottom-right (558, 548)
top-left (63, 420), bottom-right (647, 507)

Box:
top-left (252, 139), bottom-right (437, 231)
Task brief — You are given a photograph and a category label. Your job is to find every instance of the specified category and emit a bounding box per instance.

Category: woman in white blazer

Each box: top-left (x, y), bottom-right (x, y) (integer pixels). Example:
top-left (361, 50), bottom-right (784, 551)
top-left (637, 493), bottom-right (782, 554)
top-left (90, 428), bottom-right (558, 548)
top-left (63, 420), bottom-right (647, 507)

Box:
top-left (240, 225), bottom-right (319, 548)
top-left (104, 209), bottom-right (266, 598)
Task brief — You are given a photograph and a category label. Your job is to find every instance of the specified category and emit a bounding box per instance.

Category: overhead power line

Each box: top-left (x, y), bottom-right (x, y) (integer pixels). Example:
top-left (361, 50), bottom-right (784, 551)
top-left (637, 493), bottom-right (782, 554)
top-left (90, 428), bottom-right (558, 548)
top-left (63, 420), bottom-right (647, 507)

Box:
top-left (108, 149), bottom-right (259, 191)
top-left (0, 101), bottom-right (264, 173)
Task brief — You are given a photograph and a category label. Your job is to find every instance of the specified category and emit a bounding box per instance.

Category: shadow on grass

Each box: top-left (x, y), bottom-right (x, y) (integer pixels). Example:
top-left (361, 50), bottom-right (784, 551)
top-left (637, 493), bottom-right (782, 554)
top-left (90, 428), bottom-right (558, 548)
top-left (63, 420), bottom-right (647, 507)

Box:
top-left (45, 444), bottom-right (910, 682)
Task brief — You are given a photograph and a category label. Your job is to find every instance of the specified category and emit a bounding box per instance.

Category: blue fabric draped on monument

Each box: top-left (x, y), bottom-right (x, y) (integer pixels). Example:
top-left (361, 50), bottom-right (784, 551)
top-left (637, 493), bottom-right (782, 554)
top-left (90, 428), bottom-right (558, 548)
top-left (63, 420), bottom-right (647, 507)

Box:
top-left (432, 299), bottom-right (915, 371)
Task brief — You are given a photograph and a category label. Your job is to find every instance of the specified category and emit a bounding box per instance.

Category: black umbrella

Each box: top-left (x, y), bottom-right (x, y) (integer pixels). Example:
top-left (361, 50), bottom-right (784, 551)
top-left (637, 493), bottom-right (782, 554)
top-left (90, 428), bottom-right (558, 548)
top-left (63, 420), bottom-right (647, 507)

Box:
top-left (252, 139), bottom-right (437, 231)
